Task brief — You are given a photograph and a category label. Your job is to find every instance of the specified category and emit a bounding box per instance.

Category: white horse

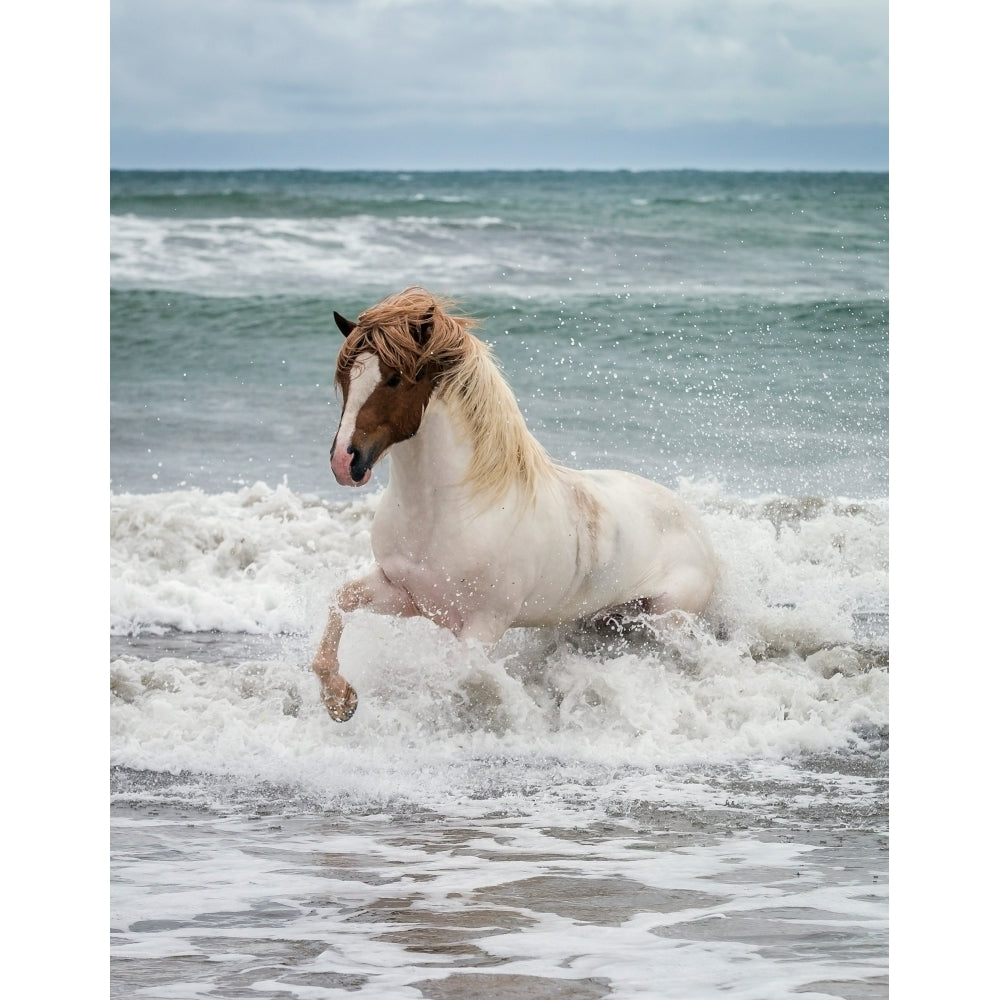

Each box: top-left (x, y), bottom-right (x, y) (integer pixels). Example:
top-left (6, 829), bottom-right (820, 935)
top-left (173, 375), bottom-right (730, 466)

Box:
top-left (312, 287), bottom-right (717, 721)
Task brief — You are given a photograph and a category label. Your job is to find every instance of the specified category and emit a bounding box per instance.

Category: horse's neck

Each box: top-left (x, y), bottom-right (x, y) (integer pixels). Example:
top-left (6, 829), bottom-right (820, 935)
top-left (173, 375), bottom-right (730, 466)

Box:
top-left (387, 366), bottom-right (551, 519)
top-left (385, 397), bottom-right (478, 510)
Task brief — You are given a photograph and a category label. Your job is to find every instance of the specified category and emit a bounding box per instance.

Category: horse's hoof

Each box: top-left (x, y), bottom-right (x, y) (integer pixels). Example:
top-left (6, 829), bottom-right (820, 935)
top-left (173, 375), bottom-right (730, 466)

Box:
top-left (322, 683), bottom-right (358, 723)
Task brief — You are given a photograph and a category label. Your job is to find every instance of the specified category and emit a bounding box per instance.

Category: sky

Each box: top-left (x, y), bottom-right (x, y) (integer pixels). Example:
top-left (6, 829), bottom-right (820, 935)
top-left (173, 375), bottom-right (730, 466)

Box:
top-left (110, 0), bottom-right (888, 171)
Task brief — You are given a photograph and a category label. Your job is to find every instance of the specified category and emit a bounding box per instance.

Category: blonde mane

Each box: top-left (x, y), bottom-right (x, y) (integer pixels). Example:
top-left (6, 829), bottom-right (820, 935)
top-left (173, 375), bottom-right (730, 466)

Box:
top-left (340, 287), bottom-right (552, 504)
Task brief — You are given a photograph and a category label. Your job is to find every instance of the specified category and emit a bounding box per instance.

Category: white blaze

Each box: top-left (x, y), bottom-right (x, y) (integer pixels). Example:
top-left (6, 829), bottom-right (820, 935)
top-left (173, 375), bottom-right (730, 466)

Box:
top-left (334, 351), bottom-right (381, 455)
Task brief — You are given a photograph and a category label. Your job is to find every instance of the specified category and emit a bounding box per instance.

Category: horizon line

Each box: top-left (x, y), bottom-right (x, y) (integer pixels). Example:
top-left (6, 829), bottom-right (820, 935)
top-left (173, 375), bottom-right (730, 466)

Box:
top-left (110, 164), bottom-right (889, 174)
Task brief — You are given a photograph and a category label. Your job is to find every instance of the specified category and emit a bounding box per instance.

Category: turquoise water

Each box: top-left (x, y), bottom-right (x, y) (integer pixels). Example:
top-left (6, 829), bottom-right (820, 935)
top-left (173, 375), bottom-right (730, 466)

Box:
top-left (111, 169), bottom-right (887, 499)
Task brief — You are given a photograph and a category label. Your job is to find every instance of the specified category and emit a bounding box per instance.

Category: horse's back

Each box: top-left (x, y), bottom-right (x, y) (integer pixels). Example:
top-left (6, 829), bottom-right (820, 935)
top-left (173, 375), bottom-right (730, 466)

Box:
top-left (561, 467), bottom-right (716, 616)
top-left (506, 467), bottom-right (715, 627)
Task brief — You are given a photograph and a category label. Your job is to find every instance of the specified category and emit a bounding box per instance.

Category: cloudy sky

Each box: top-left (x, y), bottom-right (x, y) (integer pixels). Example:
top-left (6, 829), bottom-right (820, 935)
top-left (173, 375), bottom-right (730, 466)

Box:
top-left (111, 0), bottom-right (887, 170)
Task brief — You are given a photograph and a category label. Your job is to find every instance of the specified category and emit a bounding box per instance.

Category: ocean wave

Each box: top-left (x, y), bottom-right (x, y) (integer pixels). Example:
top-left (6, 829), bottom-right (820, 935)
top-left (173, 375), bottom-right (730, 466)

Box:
top-left (110, 182), bottom-right (483, 220)
top-left (110, 482), bottom-right (378, 636)
top-left (111, 481), bottom-right (887, 637)
top-left (109, 480), bottom-right (887, 817)
top-left (110, 213), bottom-right (515, 296)
top-left (109, 212), bottom-right (883, 303)
top-left (110, 621), bottom-right (887, 800)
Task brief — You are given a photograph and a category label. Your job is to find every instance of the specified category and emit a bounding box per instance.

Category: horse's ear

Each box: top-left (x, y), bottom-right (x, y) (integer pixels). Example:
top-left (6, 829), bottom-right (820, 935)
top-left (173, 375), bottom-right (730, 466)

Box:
top-left (411, 310), bottom-right (434, 346)
top-left (333, 312), bottom-right (357, 338)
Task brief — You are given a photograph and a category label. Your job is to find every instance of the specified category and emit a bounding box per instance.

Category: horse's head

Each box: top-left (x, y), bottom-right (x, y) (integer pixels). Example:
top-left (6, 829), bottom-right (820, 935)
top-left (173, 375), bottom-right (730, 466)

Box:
top-left (329, 306), bottom-right (441, 487)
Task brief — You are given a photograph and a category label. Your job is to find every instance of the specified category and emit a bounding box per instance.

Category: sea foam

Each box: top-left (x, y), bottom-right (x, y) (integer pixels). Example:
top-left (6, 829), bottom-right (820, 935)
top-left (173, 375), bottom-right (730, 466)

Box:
top-left (110, 481), bottom-right (888, 815)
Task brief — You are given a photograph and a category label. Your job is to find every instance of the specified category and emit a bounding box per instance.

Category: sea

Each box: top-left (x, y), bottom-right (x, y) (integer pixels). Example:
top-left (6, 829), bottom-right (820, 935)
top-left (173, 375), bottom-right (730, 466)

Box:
top-left (110, 169), bottom-right (889, 999)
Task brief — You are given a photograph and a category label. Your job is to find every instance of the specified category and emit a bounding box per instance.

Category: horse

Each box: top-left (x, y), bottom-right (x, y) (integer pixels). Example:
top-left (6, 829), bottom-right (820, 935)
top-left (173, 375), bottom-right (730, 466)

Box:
top-left (311, 287), bottom-right (717, 722)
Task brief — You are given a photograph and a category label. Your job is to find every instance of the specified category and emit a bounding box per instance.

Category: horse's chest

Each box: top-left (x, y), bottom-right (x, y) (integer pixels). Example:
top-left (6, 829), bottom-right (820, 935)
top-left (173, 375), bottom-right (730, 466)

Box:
top-left (371, 512), bottom-right (494, 618)
top-left (379, 550), bottom-right (490, 631)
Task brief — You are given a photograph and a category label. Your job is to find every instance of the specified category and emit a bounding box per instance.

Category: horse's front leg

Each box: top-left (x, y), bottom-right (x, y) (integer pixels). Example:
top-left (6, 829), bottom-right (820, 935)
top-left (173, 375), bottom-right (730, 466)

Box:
top-left (311, 568), bottom-right (419, 722)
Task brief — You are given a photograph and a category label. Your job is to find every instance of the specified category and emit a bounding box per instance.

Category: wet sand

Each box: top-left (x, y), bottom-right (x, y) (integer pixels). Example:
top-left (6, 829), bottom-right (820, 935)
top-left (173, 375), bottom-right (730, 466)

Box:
top-left (111, 795), bottom-right (887, 999)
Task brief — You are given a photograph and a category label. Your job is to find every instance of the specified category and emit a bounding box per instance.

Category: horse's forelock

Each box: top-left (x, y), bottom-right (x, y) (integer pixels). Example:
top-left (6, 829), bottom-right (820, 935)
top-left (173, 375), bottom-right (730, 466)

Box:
top-left (340, 288), bottom-right (477, 384)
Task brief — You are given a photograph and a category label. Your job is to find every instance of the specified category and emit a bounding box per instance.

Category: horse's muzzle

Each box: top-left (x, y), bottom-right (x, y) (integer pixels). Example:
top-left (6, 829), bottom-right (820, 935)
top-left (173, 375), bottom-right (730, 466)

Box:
top-left (331, 441), bottom-right (375, 487)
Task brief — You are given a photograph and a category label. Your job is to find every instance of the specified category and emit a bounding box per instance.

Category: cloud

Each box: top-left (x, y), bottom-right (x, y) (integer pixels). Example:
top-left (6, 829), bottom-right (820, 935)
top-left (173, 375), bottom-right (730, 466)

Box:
top-left (111, 0), bottom-right (888, 137)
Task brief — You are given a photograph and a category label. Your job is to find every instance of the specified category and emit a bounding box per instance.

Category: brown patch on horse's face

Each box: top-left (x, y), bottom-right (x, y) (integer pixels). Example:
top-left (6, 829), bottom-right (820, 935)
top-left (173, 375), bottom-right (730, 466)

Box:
top-left (332, 352), bottom-right (439, 484)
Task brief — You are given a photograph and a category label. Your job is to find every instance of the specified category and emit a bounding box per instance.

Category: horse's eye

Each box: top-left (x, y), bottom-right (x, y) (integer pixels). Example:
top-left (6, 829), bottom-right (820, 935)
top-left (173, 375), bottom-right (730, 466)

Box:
top-left (386, 373), bottom-right (402, 388)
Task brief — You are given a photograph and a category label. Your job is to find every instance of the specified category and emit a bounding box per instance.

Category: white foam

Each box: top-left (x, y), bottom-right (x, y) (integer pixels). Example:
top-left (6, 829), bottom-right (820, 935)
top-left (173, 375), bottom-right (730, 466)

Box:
top-left (110, 482), bottom-right (377, 635)
top-left (110, 213), bottom-right (872, 304)
top-left (110, 214), bottom-right (507, 297)
top-left (110, 481), bottom-right (888, 816)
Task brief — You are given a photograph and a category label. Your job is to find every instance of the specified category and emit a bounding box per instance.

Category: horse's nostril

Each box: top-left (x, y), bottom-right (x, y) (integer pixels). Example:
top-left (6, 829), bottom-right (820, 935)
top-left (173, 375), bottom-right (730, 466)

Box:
top-left (349, 448), bottom-right (370, 483)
